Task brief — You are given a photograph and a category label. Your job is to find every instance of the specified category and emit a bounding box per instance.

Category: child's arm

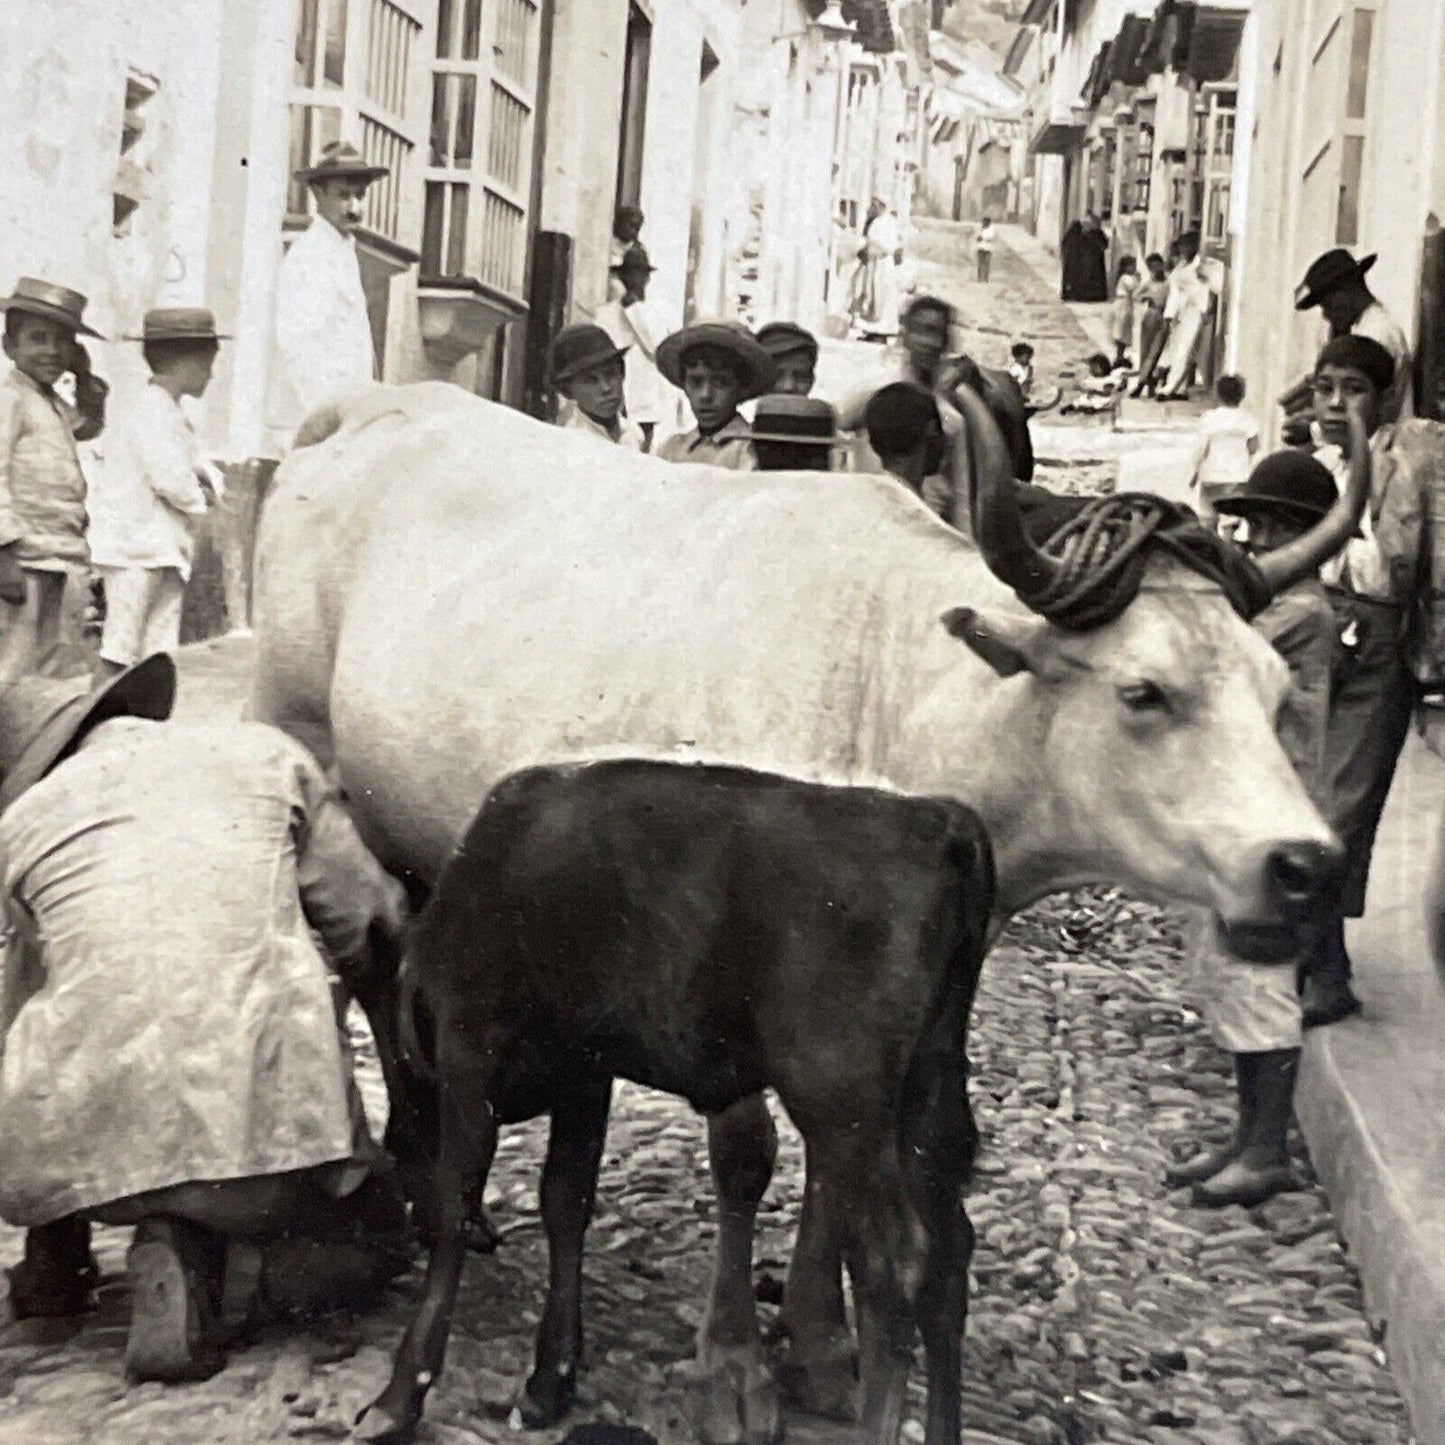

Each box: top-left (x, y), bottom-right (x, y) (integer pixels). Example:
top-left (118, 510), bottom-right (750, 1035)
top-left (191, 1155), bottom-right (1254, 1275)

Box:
top-left (144, 416), bottom-right (210, 517)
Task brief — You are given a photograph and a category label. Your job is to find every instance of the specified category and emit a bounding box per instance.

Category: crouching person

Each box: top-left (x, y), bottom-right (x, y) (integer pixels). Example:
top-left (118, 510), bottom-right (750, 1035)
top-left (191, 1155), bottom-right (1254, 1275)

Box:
top-left (0, 654), bottom-right (411, 1380)
top-left (1170, 427), bottom-right (1369, 1207)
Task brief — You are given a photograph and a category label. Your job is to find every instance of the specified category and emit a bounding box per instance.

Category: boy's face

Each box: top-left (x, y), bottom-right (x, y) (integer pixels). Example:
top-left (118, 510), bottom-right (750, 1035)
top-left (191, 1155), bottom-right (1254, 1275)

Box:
top-left (1312, 362), bottom-right (1380, 449)
top-left (176, 346), bottom-right (219, 399)
top-left (4, 314), bottom-right (75, 388)
top-left (772, 349), bottom-right (816, 397)
top-left (901, 308), bottom-right (950, 380)
top-left (314, 179), bottom-right (370, 235)
top-left (1240, 510), bottom-right (1310, 557)
top-left (681, 349), bottom-right (743, 434)
top-left (565, 358), bottom-right (625, 425)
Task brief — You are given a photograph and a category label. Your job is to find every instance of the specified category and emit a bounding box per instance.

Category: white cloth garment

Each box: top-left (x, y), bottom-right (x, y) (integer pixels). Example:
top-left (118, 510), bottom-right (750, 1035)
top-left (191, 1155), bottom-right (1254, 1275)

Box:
top-left (265, 216), bottom-right (377, 454)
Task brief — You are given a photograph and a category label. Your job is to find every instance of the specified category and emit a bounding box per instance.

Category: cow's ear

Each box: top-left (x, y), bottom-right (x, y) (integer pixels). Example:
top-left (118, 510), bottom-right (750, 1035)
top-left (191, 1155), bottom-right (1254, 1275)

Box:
top-left (940, 606), bottom-right (1052, 678)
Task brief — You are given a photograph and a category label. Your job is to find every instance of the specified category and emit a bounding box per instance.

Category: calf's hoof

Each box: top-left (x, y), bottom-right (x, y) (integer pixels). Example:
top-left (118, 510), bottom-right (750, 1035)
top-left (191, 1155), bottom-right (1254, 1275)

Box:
top-left (354, 1383), bottom-right (426, 1444)
top-left (519, 1361), bottom-right (578, 1429)
top-left (689, 1343), bottom-right (782, 1445)
top-left (776, 1335), bottom-right (858, 1422)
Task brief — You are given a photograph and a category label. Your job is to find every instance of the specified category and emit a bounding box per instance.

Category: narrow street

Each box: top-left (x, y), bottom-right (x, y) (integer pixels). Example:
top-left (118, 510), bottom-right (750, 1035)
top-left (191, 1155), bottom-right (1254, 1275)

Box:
top-left (0, 224), bottom-right (1415, 1445)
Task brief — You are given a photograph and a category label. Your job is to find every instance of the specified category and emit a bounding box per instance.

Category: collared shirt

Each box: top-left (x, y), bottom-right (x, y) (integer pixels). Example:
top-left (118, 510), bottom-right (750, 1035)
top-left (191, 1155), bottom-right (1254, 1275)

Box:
top-left (1350, 301), bottom-right (1413, 421)
top-left (0, 368), bottom-right (88, 567)
top-left (265, 215), bottom-right (377, 452)
top-left (656, 414), bottom-right (757, 470)
top-left (89, 384), bottom-right (211, 579)
top-left (563, 405), bottom-right (645, 452)
top-left (0, 718), bottom-right (406, 1226)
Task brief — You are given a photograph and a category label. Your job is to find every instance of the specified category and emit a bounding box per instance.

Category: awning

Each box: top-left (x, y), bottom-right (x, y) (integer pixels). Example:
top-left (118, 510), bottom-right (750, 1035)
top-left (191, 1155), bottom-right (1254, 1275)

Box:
top-left (1031, 115), bottom-right (1087, 155)
top-left (805, 0), bottom-right (895, 54)
top-left (1084, 41), bottom-right (1115, 107)
top-left (1109, 15), bottom-right (1152, 87)
top-left (1139, 1), bottom-right (1246, 83)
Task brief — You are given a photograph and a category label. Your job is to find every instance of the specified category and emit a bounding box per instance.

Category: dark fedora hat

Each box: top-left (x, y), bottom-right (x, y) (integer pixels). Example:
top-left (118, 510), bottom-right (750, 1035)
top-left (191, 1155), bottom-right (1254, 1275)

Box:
top-left (124, 307), bottom-right (230, 344)
top-left (549, 323), bottom-right (627, 385)
top-left (294, 140), bottom-right (389, 186)
top-left (755, 321), bottom-right (820, 363)
top-left (656, 321), bottom-right (778, 401)
top-left (0, 653), bottom-right (177, 813)
top-left (1214, 450), bottom-right (1340, 528)
top-left (612, 243), bottom-right (656, 276)
top-left (749, 394), bottom-right (842, 446)
top-left (0, 278), bottom-right (101, 338)
top-left (1295, 248), bottom-right (1377, 310)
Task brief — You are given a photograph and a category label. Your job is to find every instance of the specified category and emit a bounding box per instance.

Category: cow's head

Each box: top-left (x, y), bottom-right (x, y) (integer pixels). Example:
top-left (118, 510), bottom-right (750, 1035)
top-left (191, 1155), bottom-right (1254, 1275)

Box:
top-left (943, 386), bottom-right (1346, 960)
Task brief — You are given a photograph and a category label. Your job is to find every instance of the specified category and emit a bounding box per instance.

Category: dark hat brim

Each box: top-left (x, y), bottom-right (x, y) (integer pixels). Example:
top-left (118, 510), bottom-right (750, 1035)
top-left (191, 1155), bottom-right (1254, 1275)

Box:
top-left (123, 329), bottom-right (231, 343)
top-left (656, 325), bottom-right (779, 401)
top-left (1212, 495), bottom-right (1329, 525)
top-left (748, 431), bottom-right (851, 447)
top-left (0, 654), bottom-right (177, 813)
top-left (1294, 252), bottom-right (1377, 311)
top-left (0, 296), bottom-right (101, 339)
top-left (552, 344), bottom-right (629, 385)
top-left (294, 163), bottom-right (390, 184)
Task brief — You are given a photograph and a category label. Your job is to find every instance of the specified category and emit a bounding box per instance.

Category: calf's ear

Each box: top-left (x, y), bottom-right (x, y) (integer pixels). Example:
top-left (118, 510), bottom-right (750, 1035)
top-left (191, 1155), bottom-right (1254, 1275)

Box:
top-left (941, 606), bottom-right (1053, 678)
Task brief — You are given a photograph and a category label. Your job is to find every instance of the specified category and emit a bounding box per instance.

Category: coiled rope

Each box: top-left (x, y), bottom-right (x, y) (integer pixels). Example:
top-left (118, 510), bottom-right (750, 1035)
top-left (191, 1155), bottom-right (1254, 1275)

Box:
top-left (1016, 491), bottom-right (1273, 632)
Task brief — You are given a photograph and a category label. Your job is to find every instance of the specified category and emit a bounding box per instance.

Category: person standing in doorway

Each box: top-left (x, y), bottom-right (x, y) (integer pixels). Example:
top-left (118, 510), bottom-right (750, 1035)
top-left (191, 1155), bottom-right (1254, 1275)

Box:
top-left (976, 218), bottom-right (995, 283)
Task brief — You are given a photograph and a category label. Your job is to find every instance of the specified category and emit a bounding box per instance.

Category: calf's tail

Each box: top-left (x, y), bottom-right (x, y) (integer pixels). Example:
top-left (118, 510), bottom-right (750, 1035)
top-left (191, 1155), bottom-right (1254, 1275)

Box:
top-left (396, 950), bottom-right (438, 1083)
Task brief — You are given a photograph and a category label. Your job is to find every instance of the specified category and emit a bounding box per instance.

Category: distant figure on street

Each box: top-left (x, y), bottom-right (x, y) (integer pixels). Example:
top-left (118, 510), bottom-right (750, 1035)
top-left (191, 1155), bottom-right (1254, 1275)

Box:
top-left (1191, 374), bottom-right (1261, 524)
top-left (864, 381), bottom-right (949, 516)
top-left (655, 321), bottom-right (777, 469)
top-left (595, 244), bottom-right (667, 450)
top-left (1109, 255), bottom-right (1139, 368)
top-left (1060, 211), bottom-right (1109, 303)
top-left (0, 277), bottom-right (106, 683)
top-left (976, 217), bottom-right (995, 282)
top-left (549, 324), bottom-right (643, 451)
top-left (1294, 247), bottom-right (1414, 421)
top-left (90, 309), bottom-right (227, 682)
top-left (1158, 233), bottom-right (1219, 399)
top-left (748, 394), bottom-right (841, 472)
top-left (1131, 252), bottom-right (1171, 397)
top-left (850, 197), bottom-right (903, 341)
top-left (755, 321), bottom-right (818, 397)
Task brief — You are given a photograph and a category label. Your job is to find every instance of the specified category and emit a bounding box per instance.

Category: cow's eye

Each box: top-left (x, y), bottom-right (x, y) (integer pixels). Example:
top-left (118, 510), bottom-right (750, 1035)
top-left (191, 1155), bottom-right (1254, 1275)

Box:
top-left (1118, 680), bottom-right (1170, 714)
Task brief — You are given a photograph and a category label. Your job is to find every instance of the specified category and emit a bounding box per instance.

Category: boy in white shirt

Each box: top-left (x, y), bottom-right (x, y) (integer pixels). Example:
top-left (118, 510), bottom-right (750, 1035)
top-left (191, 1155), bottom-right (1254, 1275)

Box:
top-left (1193, 374), bottom-right (1260, 524)
top-left (90, 309), bottom-right (224, 680)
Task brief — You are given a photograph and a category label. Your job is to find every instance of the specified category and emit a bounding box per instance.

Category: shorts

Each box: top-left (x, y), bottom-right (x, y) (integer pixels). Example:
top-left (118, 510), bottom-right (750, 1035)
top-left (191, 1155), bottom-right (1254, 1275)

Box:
top-left (1188, 911), bottom-right (1302, 1053)
top-left (98, 566), bottom-right (184, 667)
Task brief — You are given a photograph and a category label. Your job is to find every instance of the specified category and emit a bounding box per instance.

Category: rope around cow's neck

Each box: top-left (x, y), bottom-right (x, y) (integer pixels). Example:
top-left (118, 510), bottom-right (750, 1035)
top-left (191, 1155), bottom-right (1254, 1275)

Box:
top-left (1015, 492), bottom-right (1274, 632)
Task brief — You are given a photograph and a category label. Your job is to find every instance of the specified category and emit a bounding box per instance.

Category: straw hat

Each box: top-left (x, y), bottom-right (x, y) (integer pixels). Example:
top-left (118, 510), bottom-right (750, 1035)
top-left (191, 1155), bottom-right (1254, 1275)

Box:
top-left (1294, 248), bottom-right (1377, 311)
top-left (0, 278), bottom-right (101, 338)
top-left (124, 308), bottom-right (230, 344)
top-left (0, 655), bottom-right (177, 813)
top-left (749, 395), bottom-right (841, 446)
top-left (294, 141), bottom-right (388, 186)
top-left (656, 321), bottom-right (778, 401)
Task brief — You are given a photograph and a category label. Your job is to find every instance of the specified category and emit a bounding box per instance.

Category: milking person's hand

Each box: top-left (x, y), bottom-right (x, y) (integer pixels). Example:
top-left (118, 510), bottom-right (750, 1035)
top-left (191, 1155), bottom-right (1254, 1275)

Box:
top-left (0, 545), bottom-right (26, 608)
top-left (1341, 390), bottom-right (1372, 511)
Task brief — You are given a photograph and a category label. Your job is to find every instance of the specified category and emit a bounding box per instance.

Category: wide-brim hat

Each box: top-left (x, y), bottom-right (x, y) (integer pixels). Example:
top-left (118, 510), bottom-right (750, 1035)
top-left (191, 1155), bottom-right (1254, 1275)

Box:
top-left (656, 321), bottom-right (779, 402)
top-left (0, 277), bottom-right (101, 338)
top-left (1213, 451), bottom-right (1340, 527)
top-left (1295, 248), bottom-right (1377, 311)
top-left (0, 654), bottom-right (177, 813)
top-left (294, 140), bottom-right (388, 186)
top-left (124, 307), bottom-right (230, 344)
top-left (755, 321), bottom-right (820, 363)
top-left (550, 323), bottom-right (628, 385)
top-left (749, 394), bottom-right (845, 446)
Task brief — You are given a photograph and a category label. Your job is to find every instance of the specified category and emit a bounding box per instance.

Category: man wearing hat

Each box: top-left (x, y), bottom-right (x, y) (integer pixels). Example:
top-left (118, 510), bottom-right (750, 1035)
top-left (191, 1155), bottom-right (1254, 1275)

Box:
top-left (549, 324), bottom-right (644, 450)
top-left (265, 140), bottom-right (388, 456)
top-left (748, 394), bottom-right (844, 472)
top-left (1169, 432), bottom-right (1371, 1207)
top-left (0, 278), bottom-right (108, 683)
top-left (595, 243), bottom-right (668, 450)
top-left (89, 309), bottom-right (228, 679)
top-left (755, 321), bottom-right (820, 398)
top-left (0, 655), bottom-right (411, 1380)
top-left (1295, 247), bottom-right (1412, 422)
top-left (655, 321), bottom-right (778, 469)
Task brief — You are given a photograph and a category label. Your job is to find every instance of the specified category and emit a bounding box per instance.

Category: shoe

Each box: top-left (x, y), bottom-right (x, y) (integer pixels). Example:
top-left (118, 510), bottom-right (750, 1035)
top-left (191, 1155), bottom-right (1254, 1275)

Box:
top-left (124, 1220), bottom-right (226, 1382)
top-left (1191, 1160), bottom-right (1303, 1209)
top-left (1301, 975), bottom-right (1361, 1030)
top-left (1164, 1143), bottom-right (1239, 1187)
top-left (7, 1252), bottom-right (99, 1320)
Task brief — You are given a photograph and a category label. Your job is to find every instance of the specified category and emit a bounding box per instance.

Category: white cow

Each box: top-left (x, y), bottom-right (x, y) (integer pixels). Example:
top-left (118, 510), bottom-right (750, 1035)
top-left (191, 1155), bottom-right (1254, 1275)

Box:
top-left (251, 381), bottom-right (1353, 1442)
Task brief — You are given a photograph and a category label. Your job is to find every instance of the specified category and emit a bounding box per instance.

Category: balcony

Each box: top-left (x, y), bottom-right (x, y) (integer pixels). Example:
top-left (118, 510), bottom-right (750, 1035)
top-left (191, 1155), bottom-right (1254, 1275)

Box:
top-left (418, 274), bottom-right (528, 365)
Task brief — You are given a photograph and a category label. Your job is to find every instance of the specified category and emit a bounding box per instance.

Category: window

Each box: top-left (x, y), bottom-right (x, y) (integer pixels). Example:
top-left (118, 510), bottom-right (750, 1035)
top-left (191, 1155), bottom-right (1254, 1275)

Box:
top-left (287, 0), bottom-right (426, 244)
top-left (616, 3), bottom-right (652, 213)
top-left (113, 69), bottom-right (159, 237)
top-left (1131, 124), bottom-right (1153, 212)
top-left (423, 0), bottom-right (541, 297)
top-left (1336, 134), bottom-right (1365, 244)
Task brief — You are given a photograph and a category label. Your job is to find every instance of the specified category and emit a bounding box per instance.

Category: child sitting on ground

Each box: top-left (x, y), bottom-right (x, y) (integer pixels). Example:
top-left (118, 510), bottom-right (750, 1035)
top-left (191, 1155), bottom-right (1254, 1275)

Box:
top-left (1192, 373), bottom-right (1261, 525)
top-left (548, 323), bottom-right (644, 451)
top-left (89, 308), bottom-right (225, 680)
top-left (654, 321), bottom-right (778, 469)
top-left (0, 278), bottom-right (106, 682)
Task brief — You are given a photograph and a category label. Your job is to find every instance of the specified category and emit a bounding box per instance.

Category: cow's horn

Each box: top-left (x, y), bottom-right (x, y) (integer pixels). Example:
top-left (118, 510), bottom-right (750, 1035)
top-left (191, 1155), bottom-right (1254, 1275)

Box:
top-left (951, 381), bottom-right (1062, 599)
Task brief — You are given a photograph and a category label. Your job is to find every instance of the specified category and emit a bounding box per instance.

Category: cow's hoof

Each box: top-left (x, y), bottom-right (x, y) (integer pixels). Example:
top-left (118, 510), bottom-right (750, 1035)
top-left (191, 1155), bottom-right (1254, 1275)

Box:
top-left (690, 1343), bottom-right (782, 1445)
top-left (776, 1335), bottom-right (858, 1422)
top-left (519, 1361), bottom-right (577, 1428)
top-left (353, 1397), bottom-right (420, 1443)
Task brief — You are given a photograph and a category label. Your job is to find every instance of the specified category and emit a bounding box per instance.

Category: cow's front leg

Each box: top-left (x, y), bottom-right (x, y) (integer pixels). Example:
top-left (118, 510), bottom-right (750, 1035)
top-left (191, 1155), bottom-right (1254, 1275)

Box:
top-left (697, 1094), bottom-right (781, 1445)
top-left (521, 1078), bottom-right (613, 1426)
top-left (776, 1144), bottom-right (858, 1420)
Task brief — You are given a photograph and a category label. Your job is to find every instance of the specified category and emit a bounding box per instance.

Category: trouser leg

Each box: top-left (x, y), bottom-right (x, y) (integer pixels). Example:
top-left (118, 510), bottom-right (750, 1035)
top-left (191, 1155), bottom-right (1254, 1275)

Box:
top-left (8, 1216), bottom-right (97, 1318)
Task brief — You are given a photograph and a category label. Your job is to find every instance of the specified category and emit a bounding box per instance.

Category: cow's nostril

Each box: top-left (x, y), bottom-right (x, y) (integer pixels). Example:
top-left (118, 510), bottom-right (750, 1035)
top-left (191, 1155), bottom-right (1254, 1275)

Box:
top-left (1268, 841), bottom-right (1342, 906)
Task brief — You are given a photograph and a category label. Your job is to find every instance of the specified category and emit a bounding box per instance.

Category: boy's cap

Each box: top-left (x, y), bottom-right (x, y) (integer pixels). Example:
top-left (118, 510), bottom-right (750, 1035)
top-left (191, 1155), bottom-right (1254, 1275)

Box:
top-left (749, 394), bottom-right (847, 446)
top-left (294, 140), bottom-right (388, 186)
top-left (549, 324), bottom-right (627, 385)
top-left (657, 321), bottom-right (778, 400)
top-left (1214, 450), bottom-right (1339, 527)
top-left (125, 308), bottom-right (230, 344)
top-left (755, 322), bottom-right (819, 363)
top-left (0, 278), bottom-right (101, 338)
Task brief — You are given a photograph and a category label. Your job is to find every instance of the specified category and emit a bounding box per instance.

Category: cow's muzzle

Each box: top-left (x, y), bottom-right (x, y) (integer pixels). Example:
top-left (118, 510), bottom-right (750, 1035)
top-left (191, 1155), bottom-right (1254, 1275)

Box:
top-left (1222, 840), bottom-right (1346, 963)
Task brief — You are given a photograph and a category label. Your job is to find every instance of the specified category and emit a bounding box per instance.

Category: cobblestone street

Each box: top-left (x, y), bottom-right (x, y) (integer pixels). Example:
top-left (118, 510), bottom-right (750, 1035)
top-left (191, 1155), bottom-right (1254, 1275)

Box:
top-left (0, 224), bottom-right (1417, 1445)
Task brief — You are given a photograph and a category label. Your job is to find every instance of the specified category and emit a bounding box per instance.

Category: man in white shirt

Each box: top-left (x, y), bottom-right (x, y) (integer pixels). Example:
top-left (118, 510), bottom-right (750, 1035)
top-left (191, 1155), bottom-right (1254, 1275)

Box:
top-left (264, 141), bottom-right (388, 457)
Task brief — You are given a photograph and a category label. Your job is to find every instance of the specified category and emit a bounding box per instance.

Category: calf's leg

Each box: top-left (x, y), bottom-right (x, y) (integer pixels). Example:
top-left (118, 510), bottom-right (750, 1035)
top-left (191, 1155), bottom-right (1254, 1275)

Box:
top-left (356, 1059), bottom-right (497, 1444)
top-left (522, 1079), bottom-right (614, 1427)
top-left (697, 1094), bottom-right (782, 1445)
